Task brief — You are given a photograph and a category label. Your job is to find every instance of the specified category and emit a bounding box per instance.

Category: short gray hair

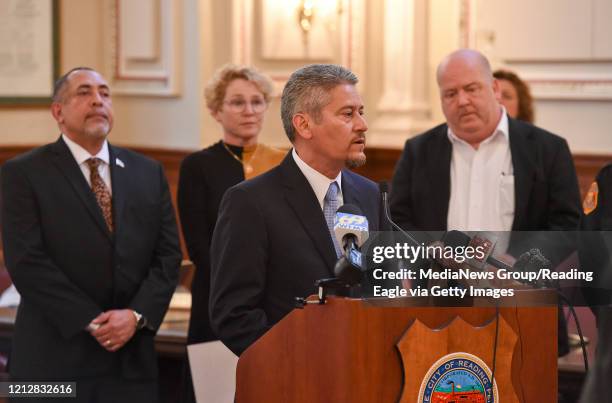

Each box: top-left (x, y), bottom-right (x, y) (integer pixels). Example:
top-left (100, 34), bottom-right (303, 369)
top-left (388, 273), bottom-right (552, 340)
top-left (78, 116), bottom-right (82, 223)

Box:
top-left (53, 66), bottom-right (95, 102)
top-left (280, 64), bottom-right (358, 142)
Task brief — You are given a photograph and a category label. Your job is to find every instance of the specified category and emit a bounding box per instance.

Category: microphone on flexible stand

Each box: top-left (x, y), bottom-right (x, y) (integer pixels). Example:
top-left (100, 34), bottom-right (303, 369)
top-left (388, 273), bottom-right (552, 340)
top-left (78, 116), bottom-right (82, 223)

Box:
top-left (436, 230), bottom-right (514, 272)
top-left (378, 181), bottom-right (421, 247)
top-left (440, 234), bottom-right (589, 372)
top-left (513, 249), bottom-right (552, 288)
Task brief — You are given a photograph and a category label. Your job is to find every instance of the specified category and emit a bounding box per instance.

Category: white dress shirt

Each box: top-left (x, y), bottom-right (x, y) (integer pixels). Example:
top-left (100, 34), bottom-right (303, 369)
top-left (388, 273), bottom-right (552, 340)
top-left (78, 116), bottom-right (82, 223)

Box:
top-left (446, 109), bottom-right (514, 233)
top-left (292, 148), bottom-right (343, 209)
top-left (62, 134), bottom-right (112, 194)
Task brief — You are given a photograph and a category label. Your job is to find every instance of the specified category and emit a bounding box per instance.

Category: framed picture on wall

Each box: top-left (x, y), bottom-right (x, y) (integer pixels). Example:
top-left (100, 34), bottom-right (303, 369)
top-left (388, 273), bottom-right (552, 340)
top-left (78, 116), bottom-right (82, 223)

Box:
top-left (0, 0), bottom-right (60, 106)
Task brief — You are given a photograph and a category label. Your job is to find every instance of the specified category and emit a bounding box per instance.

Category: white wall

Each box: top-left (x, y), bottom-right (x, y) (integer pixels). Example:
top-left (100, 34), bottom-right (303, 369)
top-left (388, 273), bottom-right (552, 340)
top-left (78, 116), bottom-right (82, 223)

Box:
top-left (0, 0), bottom-right (206, 151)
top-left (107, 0), bottom-right (203, 151)
top-left (537, 101), bottom-right (612, 154)
top-left (1, 0), bottom-right (610, 155)
top-left (474, 0), bottom-right (612, 154)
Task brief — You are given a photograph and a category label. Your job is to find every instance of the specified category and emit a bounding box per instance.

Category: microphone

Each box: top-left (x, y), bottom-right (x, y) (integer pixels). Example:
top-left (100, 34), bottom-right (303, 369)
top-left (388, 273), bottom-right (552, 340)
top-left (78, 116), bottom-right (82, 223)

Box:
top-left (296, 205), bottom-right (369, 304)
top-left (438, 231), bottom-right (561, 291)
top-left (513, 248), bottom-right (552, 288)
top-left (440, 230), bottom-right (513, 272)
top-left (333, 204), bottom-right (368, 284)
top-left (378, 181), bottom-right (420, 246)
top-left (333, 204), bottom-right (369, 251)
top-left (433, 231), bottom-right (590, 372)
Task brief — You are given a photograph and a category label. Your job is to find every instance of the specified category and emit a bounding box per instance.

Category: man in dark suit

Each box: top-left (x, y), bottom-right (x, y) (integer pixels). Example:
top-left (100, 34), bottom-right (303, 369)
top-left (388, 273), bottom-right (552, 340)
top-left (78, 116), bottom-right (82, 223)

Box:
top-left (389, 113), bottom-right (580, 232)
top-left (390, 49), bottom-right (580, 234)
top-left (0, 67), bottom-right (181, 402)
top-left (209, 64), bottom-right (385, 356)
top-left (389, 49), bottom-right (581, 356)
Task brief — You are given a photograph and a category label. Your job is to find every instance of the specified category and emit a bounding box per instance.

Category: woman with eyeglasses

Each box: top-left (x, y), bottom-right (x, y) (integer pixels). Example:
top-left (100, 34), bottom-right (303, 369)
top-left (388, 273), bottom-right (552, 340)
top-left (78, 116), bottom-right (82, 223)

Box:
top-left (177, 64), bottom-right (284, 402)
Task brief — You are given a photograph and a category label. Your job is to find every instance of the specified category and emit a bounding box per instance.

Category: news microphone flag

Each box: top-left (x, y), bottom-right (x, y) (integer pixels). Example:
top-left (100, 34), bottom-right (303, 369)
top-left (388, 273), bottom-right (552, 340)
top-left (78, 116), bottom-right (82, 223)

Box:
top-left (334, 211), bottom-right (369, 248)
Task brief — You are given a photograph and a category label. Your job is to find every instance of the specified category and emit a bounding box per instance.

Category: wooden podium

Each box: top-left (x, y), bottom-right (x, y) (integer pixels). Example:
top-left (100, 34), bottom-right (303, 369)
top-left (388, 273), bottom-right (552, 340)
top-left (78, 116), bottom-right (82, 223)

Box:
top-left (235, 291), bottom-right (557, 402)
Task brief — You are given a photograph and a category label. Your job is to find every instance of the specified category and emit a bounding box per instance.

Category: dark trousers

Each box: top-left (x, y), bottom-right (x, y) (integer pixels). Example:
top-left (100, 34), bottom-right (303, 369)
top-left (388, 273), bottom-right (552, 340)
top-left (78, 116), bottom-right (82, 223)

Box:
top-left (580, 308), bottom-right (612, 402)
top-left (177, 357), bottom-right (196, 403)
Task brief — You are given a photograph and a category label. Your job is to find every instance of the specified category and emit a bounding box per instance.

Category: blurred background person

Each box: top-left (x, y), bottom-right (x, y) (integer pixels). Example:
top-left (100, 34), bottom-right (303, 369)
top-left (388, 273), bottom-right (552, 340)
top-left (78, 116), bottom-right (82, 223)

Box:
top-left (176, 64), bottom-right (285, 403)
top-left (494, 69), bottom-right (535, 123)
top-left (579, 164), bottom-right (612, 402)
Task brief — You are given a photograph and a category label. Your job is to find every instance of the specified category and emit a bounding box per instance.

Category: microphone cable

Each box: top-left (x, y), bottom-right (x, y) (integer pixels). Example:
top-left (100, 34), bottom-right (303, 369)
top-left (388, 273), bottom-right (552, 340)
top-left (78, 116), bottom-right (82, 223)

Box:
top-left (517, 249), bottom-right (589, 372)
top-left (490, 304), bottom-right (500, 396)
top-left (557, 291), bottom-right (589, 372)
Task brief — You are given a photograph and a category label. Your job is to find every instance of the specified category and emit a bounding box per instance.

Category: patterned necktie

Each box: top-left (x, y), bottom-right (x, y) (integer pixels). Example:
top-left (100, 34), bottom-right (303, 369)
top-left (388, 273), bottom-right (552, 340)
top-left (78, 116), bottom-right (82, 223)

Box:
top-left (86, 158), bottom-right (113, 232)
top-left (323, 181), bottom-right (342, 258)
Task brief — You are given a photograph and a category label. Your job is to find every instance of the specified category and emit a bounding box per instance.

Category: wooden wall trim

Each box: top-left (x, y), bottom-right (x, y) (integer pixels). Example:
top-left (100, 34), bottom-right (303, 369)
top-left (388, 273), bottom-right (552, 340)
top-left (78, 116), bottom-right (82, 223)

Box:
top-left (573, 153), bottom-right (612, 197)
top-left (1, 144), bottom-right (608, 289)
top-left (1, 144), bottom-right (610, 205)
top-left (1, 144), bottom-right (610, 274)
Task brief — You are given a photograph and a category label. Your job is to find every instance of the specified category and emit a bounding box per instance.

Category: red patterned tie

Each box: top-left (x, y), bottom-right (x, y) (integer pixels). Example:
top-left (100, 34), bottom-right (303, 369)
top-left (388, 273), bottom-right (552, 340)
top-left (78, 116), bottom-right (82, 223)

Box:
top-left (86, 158), bottom-right (113, 232)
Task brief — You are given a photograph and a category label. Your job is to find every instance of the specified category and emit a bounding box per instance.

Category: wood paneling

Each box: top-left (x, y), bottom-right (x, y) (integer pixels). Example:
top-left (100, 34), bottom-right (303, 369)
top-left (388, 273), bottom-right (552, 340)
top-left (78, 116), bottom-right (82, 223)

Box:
top-left (1, 144), bottom-right (609, 291)
top-left (573, 153), bottom-right (612, 197)
top-left (352, 147), bottom-right (403, 184)
top-left (1, 144), bottom-right (610, 232)
top-left (237, 296), bottom-right (557, 402)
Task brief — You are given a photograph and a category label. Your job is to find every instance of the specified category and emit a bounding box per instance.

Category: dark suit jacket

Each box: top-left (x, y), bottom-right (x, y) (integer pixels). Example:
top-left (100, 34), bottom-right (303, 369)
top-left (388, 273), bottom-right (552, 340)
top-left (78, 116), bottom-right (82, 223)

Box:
top-left (209, 152), bottom-right (385, 355)
top-left (579, 164), bottom-right (612, 309)
top-left (389, 117), bottom-right (581, 233)
top-left (0, 137), bottom-right (181, 380)
top-left (177, 141), bottom-right (244, 344)
top-left (579, 164), bottom-right (612, 401)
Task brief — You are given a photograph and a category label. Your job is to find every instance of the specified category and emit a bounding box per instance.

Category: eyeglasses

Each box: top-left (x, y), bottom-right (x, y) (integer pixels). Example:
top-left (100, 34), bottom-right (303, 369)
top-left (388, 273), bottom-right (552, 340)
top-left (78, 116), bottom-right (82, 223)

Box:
top-left (223, 98), bottom-right (267, 113)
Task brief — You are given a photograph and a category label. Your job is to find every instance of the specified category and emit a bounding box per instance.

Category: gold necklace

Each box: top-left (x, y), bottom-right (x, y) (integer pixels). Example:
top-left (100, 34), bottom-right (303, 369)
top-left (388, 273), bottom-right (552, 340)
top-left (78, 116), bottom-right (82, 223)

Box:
top-left (223, 142), bottom-right (254, 175)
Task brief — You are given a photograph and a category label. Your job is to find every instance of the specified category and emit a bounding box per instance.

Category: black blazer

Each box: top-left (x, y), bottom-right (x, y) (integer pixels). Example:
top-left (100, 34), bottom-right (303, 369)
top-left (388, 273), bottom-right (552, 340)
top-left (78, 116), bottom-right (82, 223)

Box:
top-left (177, 141), bottom-right (244, 343)
top-left (578, 165), bottom-right (612, 401)
top-left (209, 153), bottom-right (385, 355)
top-left (389, 117), bottom-right (581, 232)
top-left (579, 164), bottom-right (612, 309)
top-left (0, 137), bottom-right (181, 380)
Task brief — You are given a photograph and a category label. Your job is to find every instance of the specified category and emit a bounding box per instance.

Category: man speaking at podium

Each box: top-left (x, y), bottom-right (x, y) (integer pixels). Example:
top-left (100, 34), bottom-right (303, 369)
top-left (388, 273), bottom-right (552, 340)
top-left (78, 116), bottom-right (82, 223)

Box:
top-left (209, 64), bottom-right (385, 356)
